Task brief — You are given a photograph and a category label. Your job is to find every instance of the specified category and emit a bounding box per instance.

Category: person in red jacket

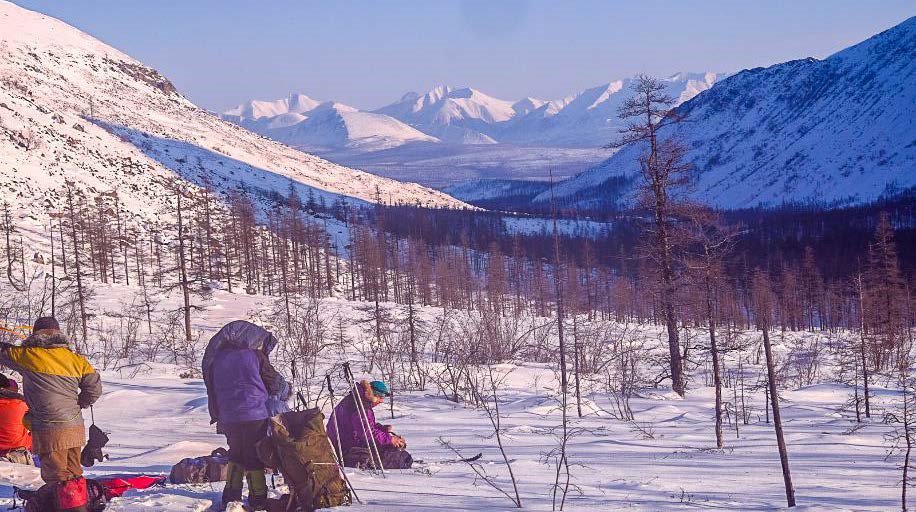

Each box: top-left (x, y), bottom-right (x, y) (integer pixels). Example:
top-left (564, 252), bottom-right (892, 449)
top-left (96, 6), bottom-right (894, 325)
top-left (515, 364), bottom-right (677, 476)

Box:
top-left (0, 373), bottom-right (33, 464)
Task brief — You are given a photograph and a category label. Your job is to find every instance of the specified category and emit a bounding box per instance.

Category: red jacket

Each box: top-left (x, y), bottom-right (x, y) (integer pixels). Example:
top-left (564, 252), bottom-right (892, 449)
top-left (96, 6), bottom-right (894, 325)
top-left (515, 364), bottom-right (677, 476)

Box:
top-left (0, 391), bottom-right (32, 451)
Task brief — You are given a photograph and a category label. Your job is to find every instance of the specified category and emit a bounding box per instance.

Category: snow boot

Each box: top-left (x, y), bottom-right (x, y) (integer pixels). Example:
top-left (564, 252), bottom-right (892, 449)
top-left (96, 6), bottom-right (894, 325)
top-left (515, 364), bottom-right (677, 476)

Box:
top-left (246, 469), bottom-right (268, 511)
top-left (221, 462), bottom-right (244, 510)
top-left (55, 477), bottom-right (89, 512)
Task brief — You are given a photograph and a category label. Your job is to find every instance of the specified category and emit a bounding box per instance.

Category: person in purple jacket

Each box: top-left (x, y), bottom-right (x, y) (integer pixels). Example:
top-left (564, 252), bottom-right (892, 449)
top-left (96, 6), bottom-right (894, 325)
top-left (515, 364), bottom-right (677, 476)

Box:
top-left (327, 379), bottom-right (413, 470)
top-left (202, 321), bottom-right (289, 511)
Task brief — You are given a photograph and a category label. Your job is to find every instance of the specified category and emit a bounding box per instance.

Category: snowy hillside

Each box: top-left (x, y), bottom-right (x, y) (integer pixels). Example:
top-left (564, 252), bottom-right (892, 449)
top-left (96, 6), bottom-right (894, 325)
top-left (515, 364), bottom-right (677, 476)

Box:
top-left (542, 18), bottom-right (916, 209)
top-left (0, 0), bottom-right (465, 223)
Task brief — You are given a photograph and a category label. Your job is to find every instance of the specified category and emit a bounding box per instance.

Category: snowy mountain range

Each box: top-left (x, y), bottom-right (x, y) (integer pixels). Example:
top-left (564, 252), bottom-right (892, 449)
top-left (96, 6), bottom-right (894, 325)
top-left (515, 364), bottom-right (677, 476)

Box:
top-left (0, 0), bottom-right (464, 225)
top-left (222, 74), bottom-right (721, 187)
top-left (225, 74), bottom-right (721, 151)
top-left (537, 17), bottom-right (916, 210)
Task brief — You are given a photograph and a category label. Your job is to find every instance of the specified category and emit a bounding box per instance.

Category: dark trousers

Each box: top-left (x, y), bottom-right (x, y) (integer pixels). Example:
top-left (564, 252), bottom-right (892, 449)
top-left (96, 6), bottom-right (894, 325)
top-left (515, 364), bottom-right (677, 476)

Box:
top-left (39, 446), bottom-right (82, 483)
top-left (223, 419), bottom-right (268, 470)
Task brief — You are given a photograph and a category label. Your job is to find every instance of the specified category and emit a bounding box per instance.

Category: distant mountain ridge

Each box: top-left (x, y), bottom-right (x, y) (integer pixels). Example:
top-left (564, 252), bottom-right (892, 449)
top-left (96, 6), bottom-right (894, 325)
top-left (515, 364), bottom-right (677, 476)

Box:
top-left (536, 17), bottom-right (916, 209)
top-left (223, 73), bottom-right (721, 151)
top-left (222, 74), bottom-right (719, 187)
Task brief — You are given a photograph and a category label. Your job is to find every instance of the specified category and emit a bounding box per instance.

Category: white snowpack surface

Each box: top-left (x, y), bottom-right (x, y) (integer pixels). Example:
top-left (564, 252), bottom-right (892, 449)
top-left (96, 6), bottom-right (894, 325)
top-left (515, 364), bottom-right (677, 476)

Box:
top-left (0, 281), bottom-right (904, 511)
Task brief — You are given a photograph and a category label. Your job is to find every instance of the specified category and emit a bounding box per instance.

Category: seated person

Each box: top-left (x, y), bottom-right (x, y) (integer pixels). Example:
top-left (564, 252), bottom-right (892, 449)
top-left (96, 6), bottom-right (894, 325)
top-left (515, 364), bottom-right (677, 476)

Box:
top-left (0, 373), bottom-right (33, 465)
top-left (326, 380), bottom-right (412, 469)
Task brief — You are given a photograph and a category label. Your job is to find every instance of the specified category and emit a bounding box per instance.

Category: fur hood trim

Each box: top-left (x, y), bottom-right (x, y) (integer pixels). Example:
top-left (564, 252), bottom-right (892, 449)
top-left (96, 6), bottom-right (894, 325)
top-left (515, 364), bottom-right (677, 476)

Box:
top-left (22, 330), bottom-right (70, 349)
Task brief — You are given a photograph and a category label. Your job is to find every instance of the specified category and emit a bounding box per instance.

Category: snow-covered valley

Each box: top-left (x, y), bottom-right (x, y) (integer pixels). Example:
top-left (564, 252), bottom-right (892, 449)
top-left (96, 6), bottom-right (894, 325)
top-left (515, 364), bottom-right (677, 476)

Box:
top-left (0, 280), bottom-right (906, 511)
top-left (0, 3), bottom-right (913, 512)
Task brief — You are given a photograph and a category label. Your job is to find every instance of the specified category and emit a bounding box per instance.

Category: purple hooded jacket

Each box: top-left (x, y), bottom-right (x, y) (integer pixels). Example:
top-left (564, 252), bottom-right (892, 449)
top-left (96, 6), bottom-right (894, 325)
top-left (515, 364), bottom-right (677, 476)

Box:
top-left (202, 321), bottom-right (288, 425)
top-left (326, 385), bottom-right (392, 454)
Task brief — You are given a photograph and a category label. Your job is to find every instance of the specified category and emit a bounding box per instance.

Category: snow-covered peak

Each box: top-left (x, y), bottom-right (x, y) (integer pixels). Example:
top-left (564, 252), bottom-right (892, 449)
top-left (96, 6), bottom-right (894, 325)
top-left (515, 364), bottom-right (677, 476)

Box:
top-left (512, 97), bottom-right (546, 116)
top-left (374, 85), bottom-right (515, 143)
top-left (224, 93), bottom-right (321, 120)
top-left (310, 101), bottom-right (360, 114)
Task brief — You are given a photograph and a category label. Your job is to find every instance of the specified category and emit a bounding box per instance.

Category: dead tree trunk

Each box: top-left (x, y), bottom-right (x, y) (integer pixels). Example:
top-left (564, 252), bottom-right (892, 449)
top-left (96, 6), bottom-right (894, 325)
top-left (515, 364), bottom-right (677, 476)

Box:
top-left (175, 188), bottom-right (193, 345)
top-left (65, 185), bottom-right (88, 348)
top-left (754, 271), bottom-right (796, 507)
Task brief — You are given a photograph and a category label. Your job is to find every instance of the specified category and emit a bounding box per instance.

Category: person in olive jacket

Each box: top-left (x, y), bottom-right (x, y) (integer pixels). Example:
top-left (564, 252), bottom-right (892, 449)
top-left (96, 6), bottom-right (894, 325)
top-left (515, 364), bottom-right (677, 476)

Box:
top-left (0, 317), bottom-right (102, 511)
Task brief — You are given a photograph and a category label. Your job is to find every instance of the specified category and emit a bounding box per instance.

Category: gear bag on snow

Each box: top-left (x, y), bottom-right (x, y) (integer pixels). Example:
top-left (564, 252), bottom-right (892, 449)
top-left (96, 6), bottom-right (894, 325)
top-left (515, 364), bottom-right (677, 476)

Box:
top-left (343, 445), bottom-right (413, 470)
top-left (96, 475), bottom-right (166, 498)
top-left (256, 408), bottom-right (350, 510)
top-left (168, 447), bottom-right (230, 484)
top-left (14, 477), bottom-right (107, 512)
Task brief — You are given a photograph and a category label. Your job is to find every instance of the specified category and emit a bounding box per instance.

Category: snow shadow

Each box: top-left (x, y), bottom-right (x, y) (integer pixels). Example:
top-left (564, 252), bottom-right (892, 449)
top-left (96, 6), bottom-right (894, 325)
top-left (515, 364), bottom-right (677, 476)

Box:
top-left (89, 122), bottom-right (364, 210)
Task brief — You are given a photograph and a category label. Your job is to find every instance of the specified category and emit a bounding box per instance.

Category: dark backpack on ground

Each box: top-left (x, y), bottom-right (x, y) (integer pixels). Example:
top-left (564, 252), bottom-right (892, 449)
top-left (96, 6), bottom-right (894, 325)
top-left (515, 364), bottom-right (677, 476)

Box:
top-left (342, 445), bottom-right (412, 470)
top-left (256, 409), bottom-right (350, 510)
top-left (15, 478), bottom-right (107, 512)
top-left (168, 447), bottom-right (230, 484)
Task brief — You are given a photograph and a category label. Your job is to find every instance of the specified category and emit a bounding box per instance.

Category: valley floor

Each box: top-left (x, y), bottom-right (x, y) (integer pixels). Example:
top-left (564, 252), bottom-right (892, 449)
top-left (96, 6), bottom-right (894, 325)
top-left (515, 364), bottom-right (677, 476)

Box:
top-left (0, 287), bottom-right (904, 511)
top-left (0, 366), bottom-right (901, 511)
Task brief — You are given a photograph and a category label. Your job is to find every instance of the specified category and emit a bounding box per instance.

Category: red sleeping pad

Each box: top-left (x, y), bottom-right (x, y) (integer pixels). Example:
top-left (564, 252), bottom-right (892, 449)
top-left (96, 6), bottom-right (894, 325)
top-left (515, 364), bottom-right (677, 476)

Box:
top-left (96, 475), bottom-right (167, 498)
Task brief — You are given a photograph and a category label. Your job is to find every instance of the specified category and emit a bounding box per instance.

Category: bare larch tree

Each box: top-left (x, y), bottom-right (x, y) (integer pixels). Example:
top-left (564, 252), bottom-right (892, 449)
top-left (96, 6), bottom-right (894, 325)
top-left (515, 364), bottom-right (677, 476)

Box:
top-left (613, 74), bottom-right (692, 396)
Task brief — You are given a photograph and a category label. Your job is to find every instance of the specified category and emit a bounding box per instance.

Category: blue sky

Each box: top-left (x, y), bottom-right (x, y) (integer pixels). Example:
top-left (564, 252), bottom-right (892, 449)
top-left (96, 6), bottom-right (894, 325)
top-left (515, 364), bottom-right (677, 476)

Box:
top-left (12, 1), bottom-right (914, 111)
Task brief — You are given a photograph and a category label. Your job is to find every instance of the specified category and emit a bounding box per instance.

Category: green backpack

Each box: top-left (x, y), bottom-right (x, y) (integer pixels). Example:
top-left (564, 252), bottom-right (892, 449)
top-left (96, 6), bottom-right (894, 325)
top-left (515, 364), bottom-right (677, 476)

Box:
top-left (257, 409), bottom-right (350, 511)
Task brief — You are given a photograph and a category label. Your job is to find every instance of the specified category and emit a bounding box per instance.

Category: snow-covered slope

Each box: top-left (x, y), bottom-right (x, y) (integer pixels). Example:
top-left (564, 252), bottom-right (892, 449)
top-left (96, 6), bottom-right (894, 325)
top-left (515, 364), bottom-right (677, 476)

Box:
top-left (0, 0), bottom-right (465, 220)
top-left (265, 101), bottom-right (439, 151)
top-left (541, 18), bottom-right (916, 209)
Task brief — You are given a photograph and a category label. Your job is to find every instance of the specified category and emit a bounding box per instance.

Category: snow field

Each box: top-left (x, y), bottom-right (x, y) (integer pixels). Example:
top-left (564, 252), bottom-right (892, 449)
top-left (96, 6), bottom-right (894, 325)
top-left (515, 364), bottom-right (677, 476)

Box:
top-left (0, 279), bottom-right (905, 511)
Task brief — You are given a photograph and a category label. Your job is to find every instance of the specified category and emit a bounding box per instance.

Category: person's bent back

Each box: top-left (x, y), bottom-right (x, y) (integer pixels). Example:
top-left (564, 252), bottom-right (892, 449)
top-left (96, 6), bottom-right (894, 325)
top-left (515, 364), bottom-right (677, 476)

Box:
top-left (202, 320), bottom-right (287, 511)
top-left (0, 373), bottom-right (32, 464)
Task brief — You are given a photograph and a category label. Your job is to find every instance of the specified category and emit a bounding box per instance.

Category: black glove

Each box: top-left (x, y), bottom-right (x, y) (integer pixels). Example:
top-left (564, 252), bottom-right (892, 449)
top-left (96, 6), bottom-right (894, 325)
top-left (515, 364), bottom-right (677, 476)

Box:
top-left (80, 424), bottom-right (109, 467)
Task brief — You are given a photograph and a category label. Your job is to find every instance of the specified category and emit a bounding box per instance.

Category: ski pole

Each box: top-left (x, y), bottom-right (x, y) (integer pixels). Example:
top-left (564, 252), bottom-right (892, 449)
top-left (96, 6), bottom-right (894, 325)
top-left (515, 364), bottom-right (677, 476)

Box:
top-left (326, 373), bottom-right (361, 504)
top-left (340, 363), bottom-right (376, 469)
top-left (343, 362), bottom-right (385, 475)
top-left (343, 362), bottom-right (386, 476)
